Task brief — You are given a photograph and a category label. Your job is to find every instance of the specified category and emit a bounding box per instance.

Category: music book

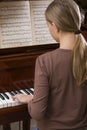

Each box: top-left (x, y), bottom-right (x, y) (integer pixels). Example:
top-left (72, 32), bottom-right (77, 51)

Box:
top-left (0, 0), bottom-right (55, 48)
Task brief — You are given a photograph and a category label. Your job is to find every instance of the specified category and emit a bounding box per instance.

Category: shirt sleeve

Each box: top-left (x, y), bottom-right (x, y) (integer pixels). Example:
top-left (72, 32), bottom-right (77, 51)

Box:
top-left (28, 56), bottom-right (49, 120)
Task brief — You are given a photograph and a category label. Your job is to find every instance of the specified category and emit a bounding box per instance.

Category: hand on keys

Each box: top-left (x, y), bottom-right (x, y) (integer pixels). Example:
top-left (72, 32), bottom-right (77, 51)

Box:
top-left (12, 88), bottom-right (34, 104)
top-left (12, 94), bottom-right (33, 104)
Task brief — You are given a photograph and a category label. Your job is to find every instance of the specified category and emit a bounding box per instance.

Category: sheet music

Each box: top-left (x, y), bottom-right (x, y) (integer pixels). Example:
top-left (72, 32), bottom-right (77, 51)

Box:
top-left (30, 0), bottom-right (55, 45)
top-left (0, 1), bottom-right (32, 48)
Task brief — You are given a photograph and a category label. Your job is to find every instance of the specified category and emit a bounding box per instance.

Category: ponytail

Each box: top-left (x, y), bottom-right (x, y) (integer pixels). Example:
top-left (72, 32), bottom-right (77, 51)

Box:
top-left (45, 0), bottom-right (87, 86)
top-left (73, 34), bottom-right (87, 86)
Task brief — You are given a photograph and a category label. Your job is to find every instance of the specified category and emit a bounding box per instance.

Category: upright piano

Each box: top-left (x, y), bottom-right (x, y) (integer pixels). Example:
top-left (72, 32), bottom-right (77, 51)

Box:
top-left (0, 0), bottom-right (86, 130)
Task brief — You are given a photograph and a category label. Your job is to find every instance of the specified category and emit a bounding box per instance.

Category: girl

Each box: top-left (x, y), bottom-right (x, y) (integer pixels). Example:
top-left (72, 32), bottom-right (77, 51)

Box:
top-left (13, 0), bottom-right (87, 130)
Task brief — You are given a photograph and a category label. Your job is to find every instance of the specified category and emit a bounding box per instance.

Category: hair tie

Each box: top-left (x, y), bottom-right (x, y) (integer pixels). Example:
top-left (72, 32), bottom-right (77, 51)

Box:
top-left (75, 30), bottom-right (81, 35)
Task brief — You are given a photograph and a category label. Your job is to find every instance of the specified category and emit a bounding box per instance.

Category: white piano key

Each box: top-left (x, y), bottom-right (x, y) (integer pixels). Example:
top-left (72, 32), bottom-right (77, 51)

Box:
top-left (0, 99), bottom-right (4, 108)
top-left (28, 88), bottom-right (34, 95)
top-left (3, 92), bottom-right (12, 107)
top-left (0, 93), bottom-right (4, 100)
top-left (5, 92), bottom-right (15, 107)
top-left (6, 92), bottom-right (22, 106)
top-left (2, 93), bottom-right (9, 99)
top-left (26, 89), bottom-right (33, 95)
top-left (20, 89), bottom-right (28, 95)
top-left (30, 88), bottom-right (34, 92)
top-left (24, 89), bottom-right (31, 95)
top-left (3, 92), bottom-right (13, 107)
top-left (0, 94), bottom-right (7, 108)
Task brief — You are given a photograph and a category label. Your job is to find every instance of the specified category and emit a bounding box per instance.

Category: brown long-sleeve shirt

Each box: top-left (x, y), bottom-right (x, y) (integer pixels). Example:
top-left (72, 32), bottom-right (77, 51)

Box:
top-left (28, 48), bottom-right (87, 130)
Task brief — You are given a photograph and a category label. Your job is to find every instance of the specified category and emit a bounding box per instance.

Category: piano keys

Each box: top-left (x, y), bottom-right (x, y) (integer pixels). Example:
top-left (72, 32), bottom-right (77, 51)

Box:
top-left (0, 88), bottom-right (34, 109)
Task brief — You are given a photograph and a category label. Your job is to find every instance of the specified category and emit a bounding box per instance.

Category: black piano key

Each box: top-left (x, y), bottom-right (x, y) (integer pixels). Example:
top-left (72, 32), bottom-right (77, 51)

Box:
top-left (2, 93), bottom-right (9, 99)
top-left (25, 89), bottom-right (31, 95)
top-left (15, 90), bottom-right (22, 94)
top-left (9, 92), bottom-right (13, 96)
top-left (17, 90), bottom-right (23, 94)
top-left (0, 93), bottom-right (5, 100)
top-left (9, 91), bottom-right (16, 96)
top-left (28, 88), bottom-right (34, 95)
top-left (14, 90), bottom-right (19, 94)
top-left (26, 88), bottom-right (32, 95)
top-left (12, 91), bottom-right (17, 95)
top-left (23, 89), bottom-right (30, 95)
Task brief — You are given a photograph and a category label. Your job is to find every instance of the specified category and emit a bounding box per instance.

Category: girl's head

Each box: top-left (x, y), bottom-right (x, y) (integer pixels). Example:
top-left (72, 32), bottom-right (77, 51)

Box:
top-left (45, 0), bottom-right (82, 34)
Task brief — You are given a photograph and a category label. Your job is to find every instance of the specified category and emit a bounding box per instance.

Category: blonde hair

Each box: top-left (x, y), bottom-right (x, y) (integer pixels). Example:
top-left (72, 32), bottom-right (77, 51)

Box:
top-left (45, 0), bottom-right (87, 86)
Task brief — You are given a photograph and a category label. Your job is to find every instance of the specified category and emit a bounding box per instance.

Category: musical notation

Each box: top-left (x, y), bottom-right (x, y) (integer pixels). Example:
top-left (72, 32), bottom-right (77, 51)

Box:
top-left (0, 0), bottom-right (56, 49)
top-left (0, 1), bottom-right (32, 48)
top-left (30, 0), bottom-right (55, 45)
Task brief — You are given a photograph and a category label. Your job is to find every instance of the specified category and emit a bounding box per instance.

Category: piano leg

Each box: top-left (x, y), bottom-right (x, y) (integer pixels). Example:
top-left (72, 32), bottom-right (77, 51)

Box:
top-left (2, 120), bottom-right (30, 130)
top-left (3, 124), bottom-right (11, 130)
top-left (23, 119), bottom-right (30, 130)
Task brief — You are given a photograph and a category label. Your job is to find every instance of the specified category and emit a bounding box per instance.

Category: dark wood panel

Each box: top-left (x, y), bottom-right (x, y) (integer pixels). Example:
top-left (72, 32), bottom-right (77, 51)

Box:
top-left (0, 105), bottom-right (29, 124)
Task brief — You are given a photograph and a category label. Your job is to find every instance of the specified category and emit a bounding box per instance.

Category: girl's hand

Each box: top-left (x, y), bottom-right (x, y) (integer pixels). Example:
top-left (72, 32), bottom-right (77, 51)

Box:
top-left (12, 94), bottom-right (33, 104)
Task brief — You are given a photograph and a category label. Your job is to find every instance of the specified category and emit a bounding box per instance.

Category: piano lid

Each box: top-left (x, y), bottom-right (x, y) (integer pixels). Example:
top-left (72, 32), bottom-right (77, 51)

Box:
top-left (0, 44), bottom-right (58, 56)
